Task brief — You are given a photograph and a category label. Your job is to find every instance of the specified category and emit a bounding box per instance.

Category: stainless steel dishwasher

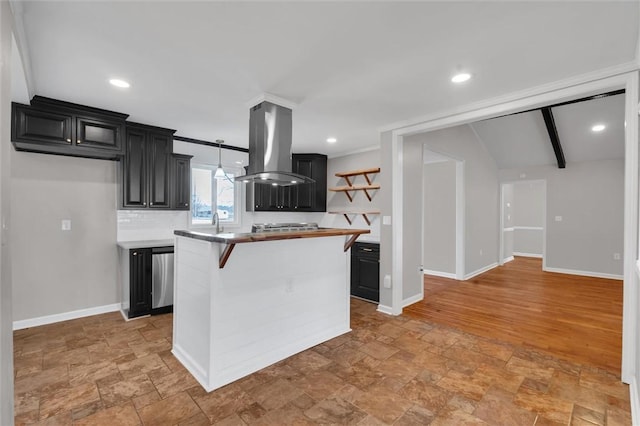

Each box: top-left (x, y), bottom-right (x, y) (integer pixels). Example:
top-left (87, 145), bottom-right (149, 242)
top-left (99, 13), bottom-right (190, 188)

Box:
top-left (151, 247), bottom-right (174, 312)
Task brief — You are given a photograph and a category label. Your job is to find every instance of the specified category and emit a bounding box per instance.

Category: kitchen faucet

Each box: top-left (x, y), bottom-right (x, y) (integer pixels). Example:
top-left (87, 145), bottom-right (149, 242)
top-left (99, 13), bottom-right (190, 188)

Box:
top-left (212, 211), bottom-right (221, 234)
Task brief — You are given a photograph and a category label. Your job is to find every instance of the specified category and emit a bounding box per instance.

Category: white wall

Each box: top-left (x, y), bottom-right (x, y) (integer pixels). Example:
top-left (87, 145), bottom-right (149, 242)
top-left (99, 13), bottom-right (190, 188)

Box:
top-left (402, 142), bottom-right (423, 302)
top-left (0, 3), bottom-right (13, 421)
top-left (500, 159), bottom-right (624, 278)
top-left (502, 183), bottom-right (514, 261)
top-left (406, 124), bottom-right (500, 277)
top-left (423, 160), bottom-right (456, 275)
top-left (322, 149), bottom-right (381, 242)
top-left (11, 152), bottom-right (119, 321)
top-left (512, 181), bottom-right (545, 257)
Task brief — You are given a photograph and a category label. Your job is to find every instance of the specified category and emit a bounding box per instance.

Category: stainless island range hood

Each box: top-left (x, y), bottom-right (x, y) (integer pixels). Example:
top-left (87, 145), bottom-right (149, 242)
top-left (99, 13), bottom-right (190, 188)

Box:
top-left (236, 101), bottom-right (314, 186)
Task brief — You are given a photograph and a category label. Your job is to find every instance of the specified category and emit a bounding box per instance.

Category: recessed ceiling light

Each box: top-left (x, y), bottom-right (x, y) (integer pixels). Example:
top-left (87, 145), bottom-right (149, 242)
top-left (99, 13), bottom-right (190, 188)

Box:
top-left (326, 137), bottom-right (337, 144)
top-left (451, 73), bottom-right (471, 83)
top-left (591, 124), bottom-right (606, 132)
top-left (109, 79), bottom-right (130, 88)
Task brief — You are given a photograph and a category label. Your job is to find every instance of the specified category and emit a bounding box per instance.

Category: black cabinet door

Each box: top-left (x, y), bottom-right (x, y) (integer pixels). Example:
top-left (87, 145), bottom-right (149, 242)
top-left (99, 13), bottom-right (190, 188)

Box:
top-left (252, 183), bottom-right (290, 211)
top-left (129, 249), bottom-right (152, 318)
top-left (292, 154), bottom-right (327, 212)
top-left (11, 99), bottom-right (127, 160)
top-left (171, 154), bottom-right (192, 210)
top-left (123, 128), bottom-right (147, 208)
top-left (351, 243), bottom-right (380, 302)
top-left (147, 131), bottom-right (172, 209)
top-left (12, 104), bottom-right (73, 146)
top-left (76, 115), bottom-right (123, 154)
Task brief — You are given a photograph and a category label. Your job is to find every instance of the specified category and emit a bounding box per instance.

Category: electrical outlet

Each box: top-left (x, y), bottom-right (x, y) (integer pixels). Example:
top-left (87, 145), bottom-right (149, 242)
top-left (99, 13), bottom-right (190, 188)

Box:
top-left (382, 216), bottom-right (391, 225)
top-left (61, 219), bottom-right (71, 231)
top-left (285, 278), bottom-right (293, 293)
top-left (383, 275), bottom-right (392, 289)
top-left (555, 216), bottom-right (563, 222)
top-left (519, 173), bottom-right (526, 179)
top-left (614, 253), bottom-right (621, 260)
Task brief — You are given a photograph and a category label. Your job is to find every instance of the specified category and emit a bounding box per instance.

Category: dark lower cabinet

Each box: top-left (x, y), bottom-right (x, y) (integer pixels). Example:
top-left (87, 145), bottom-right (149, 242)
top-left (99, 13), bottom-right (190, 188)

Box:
top-left (171, 154), bottom-right (193, 210)
top-left (248, 153), bottom-right (327, 212)
top-left (129, 249), bottom-right (152, 318)
top-left (123, 245), bottom-right (174, 319)
top-left (351, 242), bottom-right (380, 303)
top-left (11, 97), bottom-right (127, 160)
top-left (120, 123), bottom-right (175, 209)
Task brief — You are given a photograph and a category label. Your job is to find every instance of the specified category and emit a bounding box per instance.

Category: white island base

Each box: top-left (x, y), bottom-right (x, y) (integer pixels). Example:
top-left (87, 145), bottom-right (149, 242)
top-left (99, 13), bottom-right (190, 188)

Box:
top-left (172, 234), bottom-right (352, 392)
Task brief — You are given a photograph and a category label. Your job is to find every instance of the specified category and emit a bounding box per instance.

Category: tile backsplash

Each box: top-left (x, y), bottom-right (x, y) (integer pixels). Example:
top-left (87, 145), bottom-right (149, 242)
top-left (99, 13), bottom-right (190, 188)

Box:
top-left (117, 210), bottom-right (189, 242)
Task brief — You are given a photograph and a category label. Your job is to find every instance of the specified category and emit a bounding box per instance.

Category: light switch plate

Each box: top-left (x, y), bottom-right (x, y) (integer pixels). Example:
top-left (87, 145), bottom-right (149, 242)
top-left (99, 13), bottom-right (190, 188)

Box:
top-left (61, 219), bottom-right (71, 231)
top-left (555, 216), bottom-right (562, 222)
top-left (382, 216), bottom-right (391, 225)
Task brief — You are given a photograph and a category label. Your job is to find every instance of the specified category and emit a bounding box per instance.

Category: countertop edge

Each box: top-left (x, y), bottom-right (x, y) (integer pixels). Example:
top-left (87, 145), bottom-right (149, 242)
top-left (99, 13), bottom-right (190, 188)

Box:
top-left (117, 239), bottom-right (175, 249)
top-left (174, 228), bottom-right (370, 244)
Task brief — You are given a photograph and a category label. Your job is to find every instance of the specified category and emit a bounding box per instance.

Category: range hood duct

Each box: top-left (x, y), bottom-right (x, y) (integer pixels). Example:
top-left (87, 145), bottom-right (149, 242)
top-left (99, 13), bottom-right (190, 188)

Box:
top-left (236, 101), bottom-right (314, 186)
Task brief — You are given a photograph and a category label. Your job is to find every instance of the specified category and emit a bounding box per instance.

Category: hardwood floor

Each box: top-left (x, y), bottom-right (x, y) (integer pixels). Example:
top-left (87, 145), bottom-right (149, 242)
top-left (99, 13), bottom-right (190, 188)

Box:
top-left (404, 257), bottom-right (624, 375)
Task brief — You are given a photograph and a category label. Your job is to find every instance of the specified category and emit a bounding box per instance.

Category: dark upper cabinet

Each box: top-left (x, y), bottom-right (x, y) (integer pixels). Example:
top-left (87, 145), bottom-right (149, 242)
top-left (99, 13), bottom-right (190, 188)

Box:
top-left (292, 154), bottom-right (327, 212)
top-left (147, 131), bottom-right (172, 208)
top-left (351, 242), bottom-right (380, 303)
top-left (247, 153), bottom-right (327, 212)
top-left (11, 96), bottom-right (127, 160)
top-left (12, 104), bottom-right (73, 146)
top-left (171, 154), bottom-right (193, 210)
top-left (76, 115), bottom-right (123, 151)
top-left (129, 248), bottom-right (152, 318)
top-left (123, 127), bottom-right (147, 208)
top-left (120, 123), bottom-right (175, 209)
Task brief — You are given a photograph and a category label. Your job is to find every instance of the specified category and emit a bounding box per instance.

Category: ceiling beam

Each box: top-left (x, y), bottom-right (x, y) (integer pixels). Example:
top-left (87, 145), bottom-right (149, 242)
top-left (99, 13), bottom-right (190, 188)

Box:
top-left (541, 107), bottom-right (566, 169)
top-left (484, 89), bottom-right (625, 121)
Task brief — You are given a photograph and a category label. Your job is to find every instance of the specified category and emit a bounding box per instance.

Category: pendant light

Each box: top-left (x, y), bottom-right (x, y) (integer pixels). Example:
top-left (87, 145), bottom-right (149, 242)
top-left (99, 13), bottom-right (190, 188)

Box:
top-left (214, 139), bottom-right (225, 179)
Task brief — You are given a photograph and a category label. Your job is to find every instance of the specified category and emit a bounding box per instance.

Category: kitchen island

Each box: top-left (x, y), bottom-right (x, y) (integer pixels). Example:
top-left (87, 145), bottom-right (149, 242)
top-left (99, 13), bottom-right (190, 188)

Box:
top-left (171, 227), bottom-right (369, 392)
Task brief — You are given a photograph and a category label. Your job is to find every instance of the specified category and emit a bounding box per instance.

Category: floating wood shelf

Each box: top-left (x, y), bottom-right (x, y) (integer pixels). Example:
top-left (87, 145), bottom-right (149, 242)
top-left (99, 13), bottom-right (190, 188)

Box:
top-left (335, 167), bottom-right (380, 186)
top-left (328, 184), bottom-right (380, 202)
top-left (329, 211), bottom-right (380, 226)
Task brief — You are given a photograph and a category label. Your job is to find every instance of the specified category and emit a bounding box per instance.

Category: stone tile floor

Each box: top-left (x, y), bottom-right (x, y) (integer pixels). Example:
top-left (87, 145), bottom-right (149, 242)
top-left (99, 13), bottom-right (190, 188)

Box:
top-left (13, 299), bottom-right (631, 425)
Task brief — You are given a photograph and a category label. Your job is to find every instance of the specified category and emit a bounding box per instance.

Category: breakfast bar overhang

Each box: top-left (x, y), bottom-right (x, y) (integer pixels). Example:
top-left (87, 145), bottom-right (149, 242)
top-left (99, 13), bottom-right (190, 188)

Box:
top-left (171, 228), bottom-right (370, 392)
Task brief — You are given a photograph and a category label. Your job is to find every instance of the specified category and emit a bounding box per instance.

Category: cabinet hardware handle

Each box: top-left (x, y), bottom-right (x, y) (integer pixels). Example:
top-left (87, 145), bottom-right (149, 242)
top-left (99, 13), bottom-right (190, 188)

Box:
top-left (143, 202), bottom-right (147, 206)
top-left (77, 140), bottom-right (81, 144)
top-left (362, 248), bottom-right (373, 252)
top-left (133, 252), bottom-right (137, 256)
top-left (66, 138), bottom-right (71, 143)
top-left (150, 202), bottom-right (153, 205)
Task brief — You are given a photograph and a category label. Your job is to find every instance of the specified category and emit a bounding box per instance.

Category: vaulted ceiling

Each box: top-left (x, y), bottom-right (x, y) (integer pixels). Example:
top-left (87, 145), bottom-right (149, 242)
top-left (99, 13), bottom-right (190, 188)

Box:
top-left (10, 1), bottom-right (639, 156)
top-left (470, 93), bottom-right (625, 169)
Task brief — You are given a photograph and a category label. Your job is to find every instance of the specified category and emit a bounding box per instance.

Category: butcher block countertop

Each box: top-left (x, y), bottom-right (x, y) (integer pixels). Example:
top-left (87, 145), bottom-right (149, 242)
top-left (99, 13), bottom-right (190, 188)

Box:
top-left (174, 228), bottom-right (371, 268)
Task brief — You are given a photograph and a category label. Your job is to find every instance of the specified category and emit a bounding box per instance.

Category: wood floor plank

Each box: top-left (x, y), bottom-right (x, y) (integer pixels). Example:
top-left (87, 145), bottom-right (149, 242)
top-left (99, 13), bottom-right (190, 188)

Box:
top-left (404, 257), bottom-right (623, 374)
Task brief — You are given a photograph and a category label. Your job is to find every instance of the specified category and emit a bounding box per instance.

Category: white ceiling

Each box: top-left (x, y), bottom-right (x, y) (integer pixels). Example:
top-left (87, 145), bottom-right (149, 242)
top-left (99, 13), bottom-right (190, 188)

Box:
top-left (12, 1), bottom-right (639, 156)
top-left (470, 94), bottom-right (625, 169)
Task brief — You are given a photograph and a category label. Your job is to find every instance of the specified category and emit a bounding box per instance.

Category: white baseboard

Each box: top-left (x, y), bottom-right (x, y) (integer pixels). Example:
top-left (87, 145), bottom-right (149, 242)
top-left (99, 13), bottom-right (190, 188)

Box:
top-left (631, 377), bottom-right (640, 426)
top-left (543, 266), bottom-right (623, 281)
top-left (514, 252), bottom-right (543, 258)
top-left (423, 269), bottom-right (457, 279)
top-left (503, 256), bottom-right (514, 263)
top-left (464, 262), bottom-right (498, 280)
top-left (402, 293), bottom-right (424, 308)
top-left (13, 303), bottom-right (121, 330)
top-left (376, 304), bottom-right (395, 315)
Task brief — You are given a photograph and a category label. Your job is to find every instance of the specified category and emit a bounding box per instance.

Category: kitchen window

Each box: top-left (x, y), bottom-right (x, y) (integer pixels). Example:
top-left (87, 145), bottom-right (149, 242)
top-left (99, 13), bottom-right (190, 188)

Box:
top-left (191, 164), bottom-right (241, 227)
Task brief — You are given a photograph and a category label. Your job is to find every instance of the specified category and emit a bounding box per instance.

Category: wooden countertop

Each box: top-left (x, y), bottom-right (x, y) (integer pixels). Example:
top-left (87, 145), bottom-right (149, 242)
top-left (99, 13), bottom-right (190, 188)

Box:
top-left (174, 228), bottom-right (371, 268)
top-left (174, 228), bottom-right (369, 244)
